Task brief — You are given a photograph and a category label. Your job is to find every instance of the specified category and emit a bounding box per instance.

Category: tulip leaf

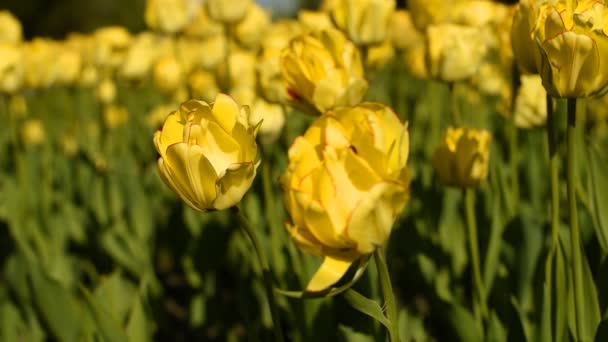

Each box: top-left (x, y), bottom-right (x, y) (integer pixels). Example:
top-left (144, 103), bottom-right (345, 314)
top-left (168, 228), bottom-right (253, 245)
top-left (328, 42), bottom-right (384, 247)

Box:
top-left (342, 289), bottom-right (391, 331)
top-left (338, 325), bottom-right (375, 342)
top-left (448, 304), bottom-right (482, 342)
top-left (587, 142), bottom-right (608, 255)
top-left (82, 288), bottom-right (128, 342)
top-left (126, 294), bottom-right (149, 342)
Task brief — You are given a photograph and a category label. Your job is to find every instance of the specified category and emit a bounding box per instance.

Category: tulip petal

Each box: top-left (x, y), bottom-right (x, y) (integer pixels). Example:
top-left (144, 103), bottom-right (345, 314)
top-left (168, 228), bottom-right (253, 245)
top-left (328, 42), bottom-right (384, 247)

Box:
top-left (345, 183), bottom-right (404, 255)
top-left (213, 162), bottom-right (256, 210)
top-left (211, 93), bottom-right (238, 133)
top-left (306, 256), bottom-right (354, 292)
top-left (157, 157), bottom-right (201, 211)
top-left (155, 111), bottom-right (183, 155)
top-left (286, 223), bottom-right (323, 256)
top-left (199, 120), bottom-right (240, 175)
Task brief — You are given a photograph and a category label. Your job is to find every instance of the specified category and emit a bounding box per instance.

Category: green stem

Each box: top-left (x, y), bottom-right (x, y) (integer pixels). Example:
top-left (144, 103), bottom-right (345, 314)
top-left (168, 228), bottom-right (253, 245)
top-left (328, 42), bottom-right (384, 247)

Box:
top-left (567, 98), bottom-right (585, 342)
top-left (541, 94), bottom-right (559, 342)
top-left (233, 207), bottom-right (285, 342)
top-left (374, 248), bottom-right (400, 342)
top-left (508, 121), bottom-right (520, 215)
top-left (464, 188), bottom-right (488, 321)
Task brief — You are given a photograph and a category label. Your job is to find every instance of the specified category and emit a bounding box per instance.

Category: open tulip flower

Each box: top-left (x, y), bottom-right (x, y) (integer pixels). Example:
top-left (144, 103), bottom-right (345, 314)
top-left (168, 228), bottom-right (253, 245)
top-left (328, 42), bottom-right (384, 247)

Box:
top-left (281, 103), bottom-right (410, 292)
top-left (532, 0), bottom-right (608, 97)
top-left (154, 94), bottom-right (260, 212)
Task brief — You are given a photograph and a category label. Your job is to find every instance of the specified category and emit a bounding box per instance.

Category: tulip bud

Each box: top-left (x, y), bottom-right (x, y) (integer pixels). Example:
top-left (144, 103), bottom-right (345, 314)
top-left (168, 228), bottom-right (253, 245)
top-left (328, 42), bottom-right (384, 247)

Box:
top-left (94, 27), bottom-right (131, 70)
top-left (0, 11), bottom-right (22, 44)
top-left (282, 103), bottom-right (410, 291)
top-left (21, 119), bottom-right (46, 147)
top-left (331, 0), bottom-right (396, 46)
top-left (532, 1), bottom-right (608, 97)
top-left (154, 94), bottom-right (260, 211)
top-left (23, 39), bottom-right (61, 89)
top-left (183, 7), bottom-right (224, 38)
top-left (281, 28), bottom-right (368, 114)
top-left (96, 78), bottom-right (117, 104)
top-left (206, 0), bottom-right (252, 23)
top-left (153, 55), bottom-right (184, 94)
top-left (432, 127), bottom-right (491, 188)
top-left (103, 105), bottom-right (129, 129)
top-left (514, 74), bottom-right (547, 128)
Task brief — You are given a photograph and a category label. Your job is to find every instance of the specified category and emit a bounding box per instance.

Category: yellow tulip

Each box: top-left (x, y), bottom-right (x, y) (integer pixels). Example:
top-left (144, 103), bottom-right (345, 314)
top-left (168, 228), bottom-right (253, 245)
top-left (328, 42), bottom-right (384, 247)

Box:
top-left (94, 26), bottom-right (131, 70)
top-left (121, 32), bottom-right (167, 80)
top-left (206, 0), bottom-right (252, 23)
top-left (388, 10), bottom-right (422, 50)
top-left (514, 74), bottom-right (547, 128)
top-left (331, 0), bottom-right (395, 45)
top-left (55, 45), bottom-right (83, 86)
top-left (0, 11), bottom-right (22, 44)
top-left (298, 10), bottom-right (335, 32)
top-left (153, 55), bottom-right (184, 94)
top-left (199, 35), bottom-right (227, 70)
top-left (21, 119), bottom-right (46, 147)
top-left (426, 24), bottom-right (489, 82)
top-left (365, 40), bottom-right (395, 71)
top-left (183, 7), bottom-right (224, 38)
top-left (96, 78), bottom-right (116, 105)
top-left (0, 43), bottom-right (23, 93)
top-left (189, 69), bottom-right (219, 102)
top-left (257, 20), bottom-right (303, 103)
top-left (218, 48), bottom-right (257, 89)
top-left (282, 103), bottom-right (410, 291)
top-left (145, 0), bottom-right (195, 34)
top-left (532, 0), bottom-right (608, 97)
top-left (281, 28), bottom-right (368, 114)
top-left (22, 39), bottom-right (61, 89)
top-left (511, 0), bottom-right (545, 74)
top-left (234, 4), bottom-right (271, 49)
top-left (432, 127), bottom-right (491, 188)
top-left (154, 94), bottom-right (259, 211)
top-left (250, 97), bottom-right (286, 144)
top-left (103, 105), bottom-right (129, 129)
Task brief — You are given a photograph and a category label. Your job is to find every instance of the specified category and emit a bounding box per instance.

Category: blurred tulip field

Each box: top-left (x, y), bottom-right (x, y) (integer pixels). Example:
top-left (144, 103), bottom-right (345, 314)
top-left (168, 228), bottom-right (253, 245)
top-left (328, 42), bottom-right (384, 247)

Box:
top-left (2, 0), bottom-right (608, 341)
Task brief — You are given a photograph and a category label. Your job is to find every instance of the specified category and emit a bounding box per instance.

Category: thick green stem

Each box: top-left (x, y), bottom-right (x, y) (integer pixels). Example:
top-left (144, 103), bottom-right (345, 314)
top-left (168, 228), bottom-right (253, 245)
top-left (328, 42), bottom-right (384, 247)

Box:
top-left (233, 207), bottom-right (285, 342)
top-left (374, 248), bottom-right (400, 342)
top-left (567, 98), bottom-right (585, 342)
top-left (465, 188), bottom-right (487, 321)
top-left (508, 121), bottom-right (520, 215)
top-left (541, 94), bottom-right (559, 342)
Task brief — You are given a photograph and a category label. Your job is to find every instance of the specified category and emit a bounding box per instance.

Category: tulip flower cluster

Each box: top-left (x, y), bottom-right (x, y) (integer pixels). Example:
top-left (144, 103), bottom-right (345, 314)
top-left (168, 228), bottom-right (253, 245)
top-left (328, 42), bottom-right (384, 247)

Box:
top-left (3, 1), bottom-right (608, 341)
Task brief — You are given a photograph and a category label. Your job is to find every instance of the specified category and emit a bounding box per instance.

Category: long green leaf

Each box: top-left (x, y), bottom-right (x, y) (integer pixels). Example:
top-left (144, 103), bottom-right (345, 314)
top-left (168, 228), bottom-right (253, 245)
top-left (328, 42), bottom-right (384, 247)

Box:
top-left (342, 290), bottom-right (391, 331)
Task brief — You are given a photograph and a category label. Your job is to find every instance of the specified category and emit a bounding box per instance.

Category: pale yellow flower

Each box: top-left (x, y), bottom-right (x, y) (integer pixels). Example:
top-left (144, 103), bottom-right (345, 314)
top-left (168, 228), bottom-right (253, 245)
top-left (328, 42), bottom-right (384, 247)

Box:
top-left (331, 0), bottom-right (396, 45)
top-left (96, 78), bottom-right (117, 104)
top-left (250, 97), bottom-right (286, 144)
top-left (145, 0), bottom-right (196, 33)
top-left (22, 38), bottom-right (60, 88)
top-left (206, 0), bottom-right (252, 23)
top-left (365, 40), bottom-right (395, 71)
top-left (189, 69), bottom-right (219, 102)
top-left (432, 127), bottom-right (491, 188)
top-left (426, 24), bottom-right (489, 82)
top-left (281, 28), bottom-right (368, 114)
top-left (0, 11), bottom-right (22, 44)
top-left (282, 103), bottom-right (410, 291)
top-left (154, 94), bottom-right (259, 211)
top-left (182, 7), bottom-right (224, 38)
top-left (21, 119), bottom-right (46, 147)
top-left (514, 74), bottom-right (547, 128)
top-left (0, 43), bottom-right (23, 93)
top-left (234, 4), bottom-right (271, 49)
top-left (94, 26), bottom-right (131, 70)
top-left (153, 55), bottom-right (184, 94)
top-left (298, 10), bottom-right (335, 32)
top-left (121, 32), bottom-right (169, 80)
top-left (103, 105), bottom-right (129, 129)
top-left (532, 0), bottom-right (608, 97)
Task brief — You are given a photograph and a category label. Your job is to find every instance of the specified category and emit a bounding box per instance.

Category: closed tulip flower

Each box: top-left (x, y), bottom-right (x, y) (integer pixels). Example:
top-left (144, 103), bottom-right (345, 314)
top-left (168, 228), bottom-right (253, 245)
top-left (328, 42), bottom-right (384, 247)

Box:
top-left (0, 43), bottom-right (23, 93)
top-left (234, 4), bottom-right (271, 49)
top-left (298, 10), bottom-right (335, 32)
top-left (154, 94), bottom-right (259, 211)
top-left (206, 0), bottom-right (252, 23)
top-left (282, 103), bottom-right (410, 291)
top-left (532, 0), bottom-right (608, 97)
top-left (145, 0), bottom-right (195, 34)
top-left (0, 11), bottom-right (22, 44)
top-left (94, 26), bottom-right (131, 70)
top-left (514, 74), bottom-right (547, 128)
top-left (331, 0), bottom-right (396, 46)
top-left (183, 7), bottom-right (224, 38)
top-left (281, 28), bottom-right (368, 114)
top-left (153, 55), bottom-right (184, 94)
top-left (427, 24), bottom-right (489, 82)
top-left (433, 127), bottom-right (491, 188)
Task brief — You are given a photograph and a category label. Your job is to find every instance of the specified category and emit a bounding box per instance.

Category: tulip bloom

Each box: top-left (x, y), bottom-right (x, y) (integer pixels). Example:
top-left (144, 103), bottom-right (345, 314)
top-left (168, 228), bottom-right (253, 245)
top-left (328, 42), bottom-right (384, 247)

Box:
top-left (331, 0), bottom-right (396, 46)
top-left (154, 94), bottom-right (259, 211)
top-left (282, 103), bottom-right (410, 291)
top-left (432, 127), bottom-right (491, 188)
top-left (281, 28), bottom-right (368, 115)
top-left (532, 0), bottom-right (608, 97)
